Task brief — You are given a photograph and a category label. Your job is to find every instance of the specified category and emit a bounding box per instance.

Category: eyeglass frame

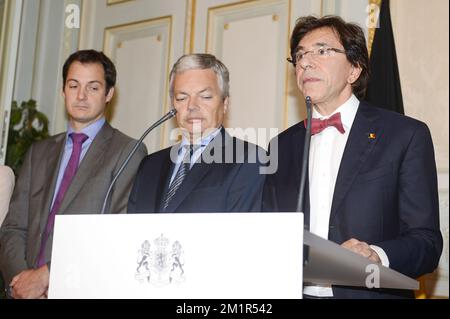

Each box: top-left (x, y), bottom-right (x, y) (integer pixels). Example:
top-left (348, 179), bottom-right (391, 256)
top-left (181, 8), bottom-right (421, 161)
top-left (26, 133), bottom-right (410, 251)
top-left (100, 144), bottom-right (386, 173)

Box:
top-left (287, 46), bottom-right (346, 67)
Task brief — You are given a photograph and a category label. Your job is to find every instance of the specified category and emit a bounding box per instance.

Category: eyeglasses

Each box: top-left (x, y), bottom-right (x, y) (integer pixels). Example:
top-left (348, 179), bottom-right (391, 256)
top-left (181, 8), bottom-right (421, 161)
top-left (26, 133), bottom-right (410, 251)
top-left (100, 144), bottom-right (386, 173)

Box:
top-left (287, 46), bottom-right (346, 67)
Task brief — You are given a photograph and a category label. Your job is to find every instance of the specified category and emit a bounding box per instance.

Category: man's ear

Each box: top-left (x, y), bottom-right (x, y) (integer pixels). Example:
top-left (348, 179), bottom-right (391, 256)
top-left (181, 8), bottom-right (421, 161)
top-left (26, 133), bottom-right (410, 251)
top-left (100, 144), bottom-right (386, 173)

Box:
top-left (348, 64), bottom-right (362, 84)
top-left (106, 87), bottom-right (115, 103)
top-left (223, 97), bottom-right (229, 113)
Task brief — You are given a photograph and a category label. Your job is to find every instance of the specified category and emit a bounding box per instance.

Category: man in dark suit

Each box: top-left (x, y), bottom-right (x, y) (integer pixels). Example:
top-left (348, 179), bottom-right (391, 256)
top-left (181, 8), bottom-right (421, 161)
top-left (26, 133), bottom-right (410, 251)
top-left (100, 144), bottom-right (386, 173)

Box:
top-left (0, 50), bottom-right (147, 298)
top-left (263, 16), bottom-right (442, 298)
top-left (128, 54), bottom-right (265, 214)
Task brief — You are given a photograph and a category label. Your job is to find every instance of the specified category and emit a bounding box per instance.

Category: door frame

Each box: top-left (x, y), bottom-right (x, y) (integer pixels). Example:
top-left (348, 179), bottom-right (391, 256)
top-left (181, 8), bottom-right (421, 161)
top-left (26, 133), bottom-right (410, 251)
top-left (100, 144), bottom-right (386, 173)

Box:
top-left (0, 0), bottom-right (23, 164)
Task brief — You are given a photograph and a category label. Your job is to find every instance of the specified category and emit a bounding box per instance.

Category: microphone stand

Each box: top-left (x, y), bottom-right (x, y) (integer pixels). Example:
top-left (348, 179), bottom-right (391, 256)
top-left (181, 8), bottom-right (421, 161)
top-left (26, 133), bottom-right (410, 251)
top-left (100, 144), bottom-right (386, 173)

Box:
top-left (296, 96), bottom-right (312, 215)
top-left (100, 108), bottom-right (177, 215)
top-left (296, 96), bottom-right (312, 266)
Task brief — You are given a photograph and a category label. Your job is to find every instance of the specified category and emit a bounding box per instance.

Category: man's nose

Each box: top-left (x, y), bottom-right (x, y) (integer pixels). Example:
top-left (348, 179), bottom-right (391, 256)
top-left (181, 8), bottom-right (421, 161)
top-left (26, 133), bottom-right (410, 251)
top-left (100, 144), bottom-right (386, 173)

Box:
top-left (77, 87), bottom-right (87, 100)
top-left (298, 54), bottom-right (316, 71)
top-left (187, 96), bottom-right (199, 110)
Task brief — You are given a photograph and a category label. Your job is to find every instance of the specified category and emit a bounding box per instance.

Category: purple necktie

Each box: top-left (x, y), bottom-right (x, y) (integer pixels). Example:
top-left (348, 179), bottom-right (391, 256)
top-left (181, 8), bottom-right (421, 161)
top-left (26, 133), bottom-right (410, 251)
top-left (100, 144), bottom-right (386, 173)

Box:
top-left (36, 132), bottom-right (88, 268)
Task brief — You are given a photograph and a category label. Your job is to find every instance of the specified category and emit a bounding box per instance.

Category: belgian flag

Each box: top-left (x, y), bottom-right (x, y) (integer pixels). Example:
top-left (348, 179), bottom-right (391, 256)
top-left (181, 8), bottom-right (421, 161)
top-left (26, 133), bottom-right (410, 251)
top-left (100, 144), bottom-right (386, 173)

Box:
top-left (365, 0), bottom-right (404, 114)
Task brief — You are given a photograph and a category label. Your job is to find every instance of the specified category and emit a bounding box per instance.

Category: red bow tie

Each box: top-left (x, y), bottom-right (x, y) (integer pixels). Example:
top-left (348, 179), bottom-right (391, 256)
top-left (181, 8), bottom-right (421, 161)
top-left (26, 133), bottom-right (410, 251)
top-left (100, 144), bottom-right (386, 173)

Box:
top-left (304, 112), bottom-right (345, 135)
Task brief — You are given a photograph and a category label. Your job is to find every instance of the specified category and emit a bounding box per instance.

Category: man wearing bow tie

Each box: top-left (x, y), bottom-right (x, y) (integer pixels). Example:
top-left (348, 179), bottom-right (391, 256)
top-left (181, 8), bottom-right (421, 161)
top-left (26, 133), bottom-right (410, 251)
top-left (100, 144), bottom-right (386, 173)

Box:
top-left (263, 16), bottom-right (442, 298)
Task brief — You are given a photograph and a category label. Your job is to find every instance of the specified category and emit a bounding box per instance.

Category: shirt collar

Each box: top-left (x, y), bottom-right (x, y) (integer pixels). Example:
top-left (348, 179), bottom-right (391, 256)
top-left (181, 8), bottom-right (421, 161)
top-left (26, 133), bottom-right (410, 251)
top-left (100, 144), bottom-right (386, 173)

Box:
top-left (179, 127), bottom-right (222, 149)
top-left (312, 94), bottom-right (359, 130)
top-left (67, 117), bottom-right (106, 142)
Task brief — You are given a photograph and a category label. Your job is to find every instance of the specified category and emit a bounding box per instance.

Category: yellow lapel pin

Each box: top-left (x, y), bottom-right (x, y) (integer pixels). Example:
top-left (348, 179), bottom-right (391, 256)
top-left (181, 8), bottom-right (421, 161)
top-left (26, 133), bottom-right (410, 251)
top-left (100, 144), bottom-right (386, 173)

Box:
top-left (368, 133), bottom-right (376, 139)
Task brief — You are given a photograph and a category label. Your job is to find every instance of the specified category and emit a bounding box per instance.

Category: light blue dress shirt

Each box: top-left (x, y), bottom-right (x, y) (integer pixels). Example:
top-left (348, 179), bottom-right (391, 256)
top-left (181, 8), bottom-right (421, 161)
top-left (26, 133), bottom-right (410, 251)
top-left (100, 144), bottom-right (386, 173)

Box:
top-left (169, 127), bottom-right (221, 186)
top-left (51, 117), bottom-right (106, 208)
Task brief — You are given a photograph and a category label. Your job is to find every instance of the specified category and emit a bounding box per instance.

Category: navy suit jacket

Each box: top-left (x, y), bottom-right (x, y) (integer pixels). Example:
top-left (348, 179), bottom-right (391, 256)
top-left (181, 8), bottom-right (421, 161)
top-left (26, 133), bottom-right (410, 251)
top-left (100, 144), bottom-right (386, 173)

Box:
top-left (263, 102), bottom-right (443, 298)
top-left (128, 130), bottom-right (265, 213)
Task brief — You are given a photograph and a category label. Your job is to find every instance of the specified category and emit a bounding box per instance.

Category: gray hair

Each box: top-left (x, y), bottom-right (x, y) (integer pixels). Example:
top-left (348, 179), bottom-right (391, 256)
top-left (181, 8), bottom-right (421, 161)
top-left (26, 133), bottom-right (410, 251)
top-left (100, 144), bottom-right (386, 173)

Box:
top-left (169, 53), bottom-right (230, 100)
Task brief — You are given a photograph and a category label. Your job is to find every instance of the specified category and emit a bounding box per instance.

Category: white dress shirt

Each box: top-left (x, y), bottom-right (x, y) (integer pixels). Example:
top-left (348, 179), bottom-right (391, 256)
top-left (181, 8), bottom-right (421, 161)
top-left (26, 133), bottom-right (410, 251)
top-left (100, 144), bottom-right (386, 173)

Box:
top-left (303, 94), bottom-right (389, 298)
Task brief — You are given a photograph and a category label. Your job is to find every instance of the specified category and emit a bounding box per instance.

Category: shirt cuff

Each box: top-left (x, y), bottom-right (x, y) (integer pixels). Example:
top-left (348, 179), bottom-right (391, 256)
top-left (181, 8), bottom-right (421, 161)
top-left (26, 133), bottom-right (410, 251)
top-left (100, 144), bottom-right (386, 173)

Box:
top-left (370, 245), bottom-right (390, 267)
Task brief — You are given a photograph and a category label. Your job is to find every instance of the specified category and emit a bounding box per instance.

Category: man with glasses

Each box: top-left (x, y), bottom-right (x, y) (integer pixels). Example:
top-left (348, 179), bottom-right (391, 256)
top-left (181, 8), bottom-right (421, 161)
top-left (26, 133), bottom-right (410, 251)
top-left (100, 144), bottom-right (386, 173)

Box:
top-left (263, 16), bottom-right (442, 298)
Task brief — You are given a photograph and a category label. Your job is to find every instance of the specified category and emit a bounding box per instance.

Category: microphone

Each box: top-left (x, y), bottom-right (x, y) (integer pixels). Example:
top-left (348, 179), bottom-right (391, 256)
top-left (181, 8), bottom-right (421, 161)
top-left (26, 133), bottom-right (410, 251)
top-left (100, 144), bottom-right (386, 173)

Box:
top-left (296, 96), bottom-right (312, 267)
top-left (296, 96), bottom-right (312, 218)
top-left (100, 108), bottom-right (177, 214)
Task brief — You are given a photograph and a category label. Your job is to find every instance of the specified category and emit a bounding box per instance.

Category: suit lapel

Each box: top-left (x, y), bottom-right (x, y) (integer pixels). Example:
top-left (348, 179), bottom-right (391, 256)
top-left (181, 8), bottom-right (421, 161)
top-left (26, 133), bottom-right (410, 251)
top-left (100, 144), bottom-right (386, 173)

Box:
top-left (293, 128), bottom-right (304, 189)
top-left (165, 129), bottom-right (228, 212)
top-left (165, 161), bottom-right (214, 212)
top-left (155, 148), bottom-right (175, 211)
top-left (58, 123), bottom-right (113, 213)
top-left (329, 102), bottom-right (382, 225)
top-left (39, 135), bottom-right (66, 232)
top-left (293, 127), bottom-right (310, 226)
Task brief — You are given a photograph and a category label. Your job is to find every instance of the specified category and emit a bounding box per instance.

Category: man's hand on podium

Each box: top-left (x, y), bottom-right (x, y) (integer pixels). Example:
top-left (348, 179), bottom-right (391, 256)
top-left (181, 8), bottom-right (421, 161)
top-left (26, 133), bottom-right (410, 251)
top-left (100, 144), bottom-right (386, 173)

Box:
top-left (9, 264), bottom-right (49, 299)
top-left (341, 238), bottom-right (381, 264)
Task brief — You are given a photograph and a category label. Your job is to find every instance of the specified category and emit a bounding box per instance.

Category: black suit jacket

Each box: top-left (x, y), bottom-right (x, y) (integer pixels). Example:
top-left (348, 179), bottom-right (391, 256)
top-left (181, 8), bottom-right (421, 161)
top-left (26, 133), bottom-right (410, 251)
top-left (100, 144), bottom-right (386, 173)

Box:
top-left (128, 129), bottom-right (266, 213)
top-left (263, 102), bottom-right (443, 298)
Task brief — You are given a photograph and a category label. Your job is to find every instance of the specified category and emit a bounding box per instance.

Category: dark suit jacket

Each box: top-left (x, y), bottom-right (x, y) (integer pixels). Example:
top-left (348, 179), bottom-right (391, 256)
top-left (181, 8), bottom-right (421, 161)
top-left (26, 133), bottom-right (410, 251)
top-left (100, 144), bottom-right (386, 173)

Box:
top-left (263, 102), bottom-right (443, 299)
top-left (128, 129), bottom-right (265, 213)
top-left (0, 122), bottom-right (147, 285)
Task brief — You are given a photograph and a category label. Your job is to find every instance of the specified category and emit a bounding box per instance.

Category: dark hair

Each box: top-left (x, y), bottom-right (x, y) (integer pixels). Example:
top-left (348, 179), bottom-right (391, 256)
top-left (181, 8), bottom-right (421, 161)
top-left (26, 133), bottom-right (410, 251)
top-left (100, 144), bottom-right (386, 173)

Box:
top-left (62, 49), bottom-right (116, 95)
top-left (290, 15), bottom-right (370, 100)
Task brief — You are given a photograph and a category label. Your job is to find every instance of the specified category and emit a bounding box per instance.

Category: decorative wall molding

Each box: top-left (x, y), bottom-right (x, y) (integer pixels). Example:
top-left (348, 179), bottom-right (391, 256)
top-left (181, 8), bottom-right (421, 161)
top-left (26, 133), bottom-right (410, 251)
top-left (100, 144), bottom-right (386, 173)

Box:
top-left (103, 16), bottom-right (173, 153)
top-left (184, 0), bottom-right (196, 54)
top-left (205, 0), bottom-right (290, 147)
top-left (106, 0), bottom-right (133, 6)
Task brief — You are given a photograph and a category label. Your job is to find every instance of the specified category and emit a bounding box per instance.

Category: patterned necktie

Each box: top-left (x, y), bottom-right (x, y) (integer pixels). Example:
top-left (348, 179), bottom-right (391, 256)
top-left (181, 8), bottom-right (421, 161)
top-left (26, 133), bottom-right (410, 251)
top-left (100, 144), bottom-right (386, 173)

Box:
top-left (161, 145), bottom-right (194, 210)
top-left (304, 112), bottom-right (345, 135)
top-left (36, 132), bottom-right (88, 268)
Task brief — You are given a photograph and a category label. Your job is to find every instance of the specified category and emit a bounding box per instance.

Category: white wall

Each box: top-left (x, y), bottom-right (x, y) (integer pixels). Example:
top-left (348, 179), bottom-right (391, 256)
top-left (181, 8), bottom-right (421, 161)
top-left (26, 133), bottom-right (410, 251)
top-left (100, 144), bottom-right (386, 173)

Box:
top-left (390, 0), bottom-right (449, 298)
